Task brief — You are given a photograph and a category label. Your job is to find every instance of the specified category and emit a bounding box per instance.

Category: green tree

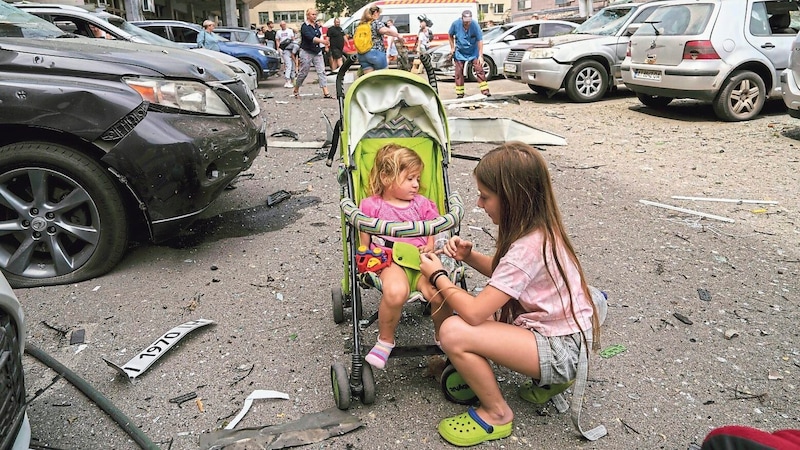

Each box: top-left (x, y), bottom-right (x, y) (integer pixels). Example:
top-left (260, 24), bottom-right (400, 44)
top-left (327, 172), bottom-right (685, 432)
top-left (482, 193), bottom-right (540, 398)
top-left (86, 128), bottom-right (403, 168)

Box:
top-left (317, 0), bottom-right (371, 19)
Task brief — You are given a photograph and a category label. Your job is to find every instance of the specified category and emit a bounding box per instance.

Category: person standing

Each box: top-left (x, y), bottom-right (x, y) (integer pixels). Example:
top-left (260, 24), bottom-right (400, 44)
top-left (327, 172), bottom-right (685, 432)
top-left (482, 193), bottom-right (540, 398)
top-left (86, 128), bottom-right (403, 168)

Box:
top-left (197, 20), bottom-right (221, 51)
top-left (293, 8), bottom-right (332, 99)
top-left (448, 10), bottom-right (490, 98)
top-left (385, 19), bottom-right (399, 65)
top-left (327, 17), bottom-right (345, 72)
top-left (356, 5), bottom-right (403, 74)
top-left (275, 21), bottom-right (296, 88)
top-left (262, 21), bottom-right (276, 48)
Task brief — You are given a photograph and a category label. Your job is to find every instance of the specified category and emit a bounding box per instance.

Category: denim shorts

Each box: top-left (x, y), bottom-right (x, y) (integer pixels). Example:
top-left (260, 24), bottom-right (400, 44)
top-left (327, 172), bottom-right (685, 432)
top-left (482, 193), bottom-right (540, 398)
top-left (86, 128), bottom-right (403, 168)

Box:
top-left (358, 49), bottom-right (387, 71)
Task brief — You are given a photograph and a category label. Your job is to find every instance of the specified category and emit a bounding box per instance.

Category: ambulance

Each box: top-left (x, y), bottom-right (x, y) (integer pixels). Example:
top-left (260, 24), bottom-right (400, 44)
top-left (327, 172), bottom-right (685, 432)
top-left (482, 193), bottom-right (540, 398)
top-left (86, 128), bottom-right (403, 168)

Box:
top-left (340, 0), bottom-right (479, 55)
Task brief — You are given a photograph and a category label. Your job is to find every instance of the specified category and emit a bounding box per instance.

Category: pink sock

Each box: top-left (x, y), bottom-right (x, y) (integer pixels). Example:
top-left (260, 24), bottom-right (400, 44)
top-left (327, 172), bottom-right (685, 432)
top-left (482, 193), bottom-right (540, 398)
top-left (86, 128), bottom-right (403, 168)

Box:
top-left (365, 339), bottom-right (394, 370)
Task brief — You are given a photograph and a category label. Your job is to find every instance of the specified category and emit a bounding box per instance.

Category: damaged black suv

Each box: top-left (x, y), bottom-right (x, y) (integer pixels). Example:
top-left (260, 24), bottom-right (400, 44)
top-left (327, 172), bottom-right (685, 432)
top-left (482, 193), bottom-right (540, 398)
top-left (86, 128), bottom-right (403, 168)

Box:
top-left (0, 2), bottom-right (266, 288)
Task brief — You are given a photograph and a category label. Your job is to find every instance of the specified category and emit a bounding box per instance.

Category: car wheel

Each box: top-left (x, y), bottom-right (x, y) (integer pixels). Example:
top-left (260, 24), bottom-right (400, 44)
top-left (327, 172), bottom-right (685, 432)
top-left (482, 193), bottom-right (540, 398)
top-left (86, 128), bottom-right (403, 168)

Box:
top-left (636, 92), bottom-right (673, 108)
top-left (565, 60), bottom-right (608, 103)
top-left (467, 57), bottom-right (494, 81)
top-left (243, 60), bottom-right (262, 82)
top-left (712, 70), bottom-right (766, 122)
top-left (0, 142), bottom-right (128, 288)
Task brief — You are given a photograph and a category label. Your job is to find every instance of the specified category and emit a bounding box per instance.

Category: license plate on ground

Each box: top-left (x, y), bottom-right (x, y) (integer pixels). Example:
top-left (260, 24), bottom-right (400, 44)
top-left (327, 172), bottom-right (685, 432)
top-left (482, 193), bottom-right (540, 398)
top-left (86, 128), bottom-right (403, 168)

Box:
top-left (633, 69), bottom-right (662, 81)
top-left (504, 63), bottom-right (517, 74)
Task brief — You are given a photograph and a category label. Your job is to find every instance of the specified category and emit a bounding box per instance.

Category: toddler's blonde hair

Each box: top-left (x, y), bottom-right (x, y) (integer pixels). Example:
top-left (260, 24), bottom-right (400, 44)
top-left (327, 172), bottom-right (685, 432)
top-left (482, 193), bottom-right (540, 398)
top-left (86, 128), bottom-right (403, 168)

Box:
top-left (368, 144), bottom-right (423, 197)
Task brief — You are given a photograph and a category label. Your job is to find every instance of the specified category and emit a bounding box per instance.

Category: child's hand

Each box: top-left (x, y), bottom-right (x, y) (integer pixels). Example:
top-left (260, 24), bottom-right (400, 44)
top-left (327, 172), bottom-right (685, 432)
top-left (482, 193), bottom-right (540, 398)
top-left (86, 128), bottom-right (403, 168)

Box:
top-left (418, 243), bottom-right (434, 253)
top-left (419, 252), bottom-right (443, 278)
top-left (446, 236), bottom-right (473, 261)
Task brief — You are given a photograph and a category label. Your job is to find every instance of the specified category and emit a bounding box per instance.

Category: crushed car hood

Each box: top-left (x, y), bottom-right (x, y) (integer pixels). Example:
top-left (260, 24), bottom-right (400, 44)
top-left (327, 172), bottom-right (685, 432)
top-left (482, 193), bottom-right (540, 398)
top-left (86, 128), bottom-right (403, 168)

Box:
top-left (0, 37), bottom-right (235, 82)
top-left (528, 33), bottom-right (603, 49)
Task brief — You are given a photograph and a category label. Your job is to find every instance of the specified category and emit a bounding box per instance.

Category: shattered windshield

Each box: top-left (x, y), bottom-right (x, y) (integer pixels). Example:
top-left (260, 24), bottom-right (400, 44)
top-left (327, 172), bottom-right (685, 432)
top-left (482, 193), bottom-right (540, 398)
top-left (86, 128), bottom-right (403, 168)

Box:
top-left (573, 6), bottom-right (636, 35)
top-left (482, 25), bottom-right (510, 41)
top-left (0, 0), bottom-right (69, 38)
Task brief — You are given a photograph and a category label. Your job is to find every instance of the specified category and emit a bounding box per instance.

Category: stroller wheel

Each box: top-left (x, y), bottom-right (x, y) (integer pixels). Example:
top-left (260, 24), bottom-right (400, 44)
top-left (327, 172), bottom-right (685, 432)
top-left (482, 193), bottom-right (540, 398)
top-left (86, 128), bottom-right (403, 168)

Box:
top-left (360, 362), bottom-right (376, 405)
top-left (331, 362), bottom-right (351, 410)
top-left (332, 287), bottom-right (344, 324)
top-left (441, 362), bottom-right (478, 405)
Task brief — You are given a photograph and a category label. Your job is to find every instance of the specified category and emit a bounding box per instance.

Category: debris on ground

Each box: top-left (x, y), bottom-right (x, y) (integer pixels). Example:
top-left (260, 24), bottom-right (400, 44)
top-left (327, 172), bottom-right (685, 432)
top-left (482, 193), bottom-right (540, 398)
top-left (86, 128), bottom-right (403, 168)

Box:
top-left (199, 407), bottom-right (363, 449)
top-left (103, 319), bottom-right (215, 382)
top-left (225, 389), bottom-right (291, 429)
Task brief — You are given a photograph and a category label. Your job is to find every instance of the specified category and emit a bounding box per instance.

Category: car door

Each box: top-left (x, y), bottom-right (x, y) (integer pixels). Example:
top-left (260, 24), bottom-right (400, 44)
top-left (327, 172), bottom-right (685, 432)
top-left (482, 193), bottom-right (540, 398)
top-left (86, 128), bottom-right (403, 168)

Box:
top-left (747, 0), bottom-right (798, 73)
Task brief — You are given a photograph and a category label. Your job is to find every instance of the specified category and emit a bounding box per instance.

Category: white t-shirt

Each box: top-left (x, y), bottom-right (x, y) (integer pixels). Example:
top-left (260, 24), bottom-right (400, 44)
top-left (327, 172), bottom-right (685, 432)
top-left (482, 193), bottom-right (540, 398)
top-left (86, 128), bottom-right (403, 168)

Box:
top-left (276, 28), bottom-right (295, 48)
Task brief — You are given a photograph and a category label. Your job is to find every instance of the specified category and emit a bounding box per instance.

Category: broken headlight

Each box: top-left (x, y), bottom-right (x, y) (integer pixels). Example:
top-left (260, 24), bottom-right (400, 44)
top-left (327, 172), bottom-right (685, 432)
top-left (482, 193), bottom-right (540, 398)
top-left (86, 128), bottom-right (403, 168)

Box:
top-left (123, 77), bottom-right (232, 115)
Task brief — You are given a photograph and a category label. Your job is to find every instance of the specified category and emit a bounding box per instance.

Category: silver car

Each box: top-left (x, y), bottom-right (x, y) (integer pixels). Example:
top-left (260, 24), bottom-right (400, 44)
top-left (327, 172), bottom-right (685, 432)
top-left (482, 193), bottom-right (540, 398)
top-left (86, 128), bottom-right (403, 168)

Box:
top-left (780, 28), bottom-right (800, 117)
top-left (622, 0), bottom-right (799, 121)
top-left (504, 2), bottom-right (666, 102)
top-left (430, 20), bottom-right (577, 80)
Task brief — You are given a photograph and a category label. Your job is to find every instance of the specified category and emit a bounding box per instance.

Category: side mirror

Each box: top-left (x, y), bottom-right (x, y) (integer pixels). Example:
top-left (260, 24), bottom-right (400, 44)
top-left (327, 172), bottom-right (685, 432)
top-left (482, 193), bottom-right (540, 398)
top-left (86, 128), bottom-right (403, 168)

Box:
top-left (503, 34), bottom-right (516, 42)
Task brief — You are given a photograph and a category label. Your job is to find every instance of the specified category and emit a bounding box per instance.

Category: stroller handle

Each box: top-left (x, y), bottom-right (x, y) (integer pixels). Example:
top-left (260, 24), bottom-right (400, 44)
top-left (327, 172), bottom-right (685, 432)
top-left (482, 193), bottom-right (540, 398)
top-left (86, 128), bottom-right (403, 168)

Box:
top-left (335, 53), bottom-right (439, 99)
top-left (340, 193), bottom-right (464, 238)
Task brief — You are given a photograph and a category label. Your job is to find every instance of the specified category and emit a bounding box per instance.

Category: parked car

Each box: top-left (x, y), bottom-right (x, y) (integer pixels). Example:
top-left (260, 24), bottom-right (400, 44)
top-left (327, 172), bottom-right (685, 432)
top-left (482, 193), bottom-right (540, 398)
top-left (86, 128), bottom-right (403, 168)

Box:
top-left (214, 26), bottom-right (261, 45)
top-left (780, 23), bottom-right (800, 118)
top-left (623, 0), bottom-right (799, 121)
top-left (430, 20), bottom-right (577, 80)
top-left (14, 3), bottom-right (258, 91)
top-left (504, 1), bottom-right (666, 102)
top-left (0, 1), bottom-right (266, 287)
top-left (0, 270), bottom-right (30, 450)
top-left (130, 19), bottom-right (281, 81)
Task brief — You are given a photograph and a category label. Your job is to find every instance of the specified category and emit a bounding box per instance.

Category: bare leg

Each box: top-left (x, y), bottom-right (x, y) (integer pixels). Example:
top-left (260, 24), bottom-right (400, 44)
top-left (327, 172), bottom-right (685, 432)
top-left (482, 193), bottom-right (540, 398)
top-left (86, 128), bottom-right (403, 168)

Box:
top-left (439, 316), bottom-right (542, 426)
top-left (376, 263), bottom-right (410, 343)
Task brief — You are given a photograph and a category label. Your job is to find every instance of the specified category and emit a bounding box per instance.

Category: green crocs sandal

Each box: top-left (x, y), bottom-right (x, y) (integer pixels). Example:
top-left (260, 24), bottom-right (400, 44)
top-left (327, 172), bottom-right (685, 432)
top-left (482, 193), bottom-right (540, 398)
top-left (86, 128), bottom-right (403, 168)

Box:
top-left (438, 407), bottom-right (512, 447)
top-left (518, 379), bottom-right (574, 404)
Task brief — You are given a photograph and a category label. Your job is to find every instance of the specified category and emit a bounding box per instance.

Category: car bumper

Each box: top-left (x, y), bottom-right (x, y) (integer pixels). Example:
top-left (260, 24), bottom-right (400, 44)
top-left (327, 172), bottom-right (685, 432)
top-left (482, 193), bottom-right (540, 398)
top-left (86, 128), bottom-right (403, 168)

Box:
top-left (10, 413), bottom-right (30, 450)
top-left (101, 108), bottom-right (265, 242)
top-left (780, 68), bottom-right (800, 117)
top-left (262, 56), bottom-right (281, 78)
top-left (515, 58), bottom-right (569, 90)
top-left (621, 63), bottom-right (723, 101)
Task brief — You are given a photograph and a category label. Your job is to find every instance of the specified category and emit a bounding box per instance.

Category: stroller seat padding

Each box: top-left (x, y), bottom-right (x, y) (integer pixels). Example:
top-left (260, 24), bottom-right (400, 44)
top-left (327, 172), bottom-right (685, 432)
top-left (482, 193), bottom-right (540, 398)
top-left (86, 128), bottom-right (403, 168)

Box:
top-left (341, 192), bottom-right (464, 238)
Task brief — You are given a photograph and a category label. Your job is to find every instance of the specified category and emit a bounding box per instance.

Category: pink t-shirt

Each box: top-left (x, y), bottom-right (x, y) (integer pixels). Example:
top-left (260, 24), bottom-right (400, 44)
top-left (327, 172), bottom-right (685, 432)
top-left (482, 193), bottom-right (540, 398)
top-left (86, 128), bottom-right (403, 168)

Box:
top-left (360, 194), bottom-right (440, 248)
top-left (487, 230), bottom-right (593, 337)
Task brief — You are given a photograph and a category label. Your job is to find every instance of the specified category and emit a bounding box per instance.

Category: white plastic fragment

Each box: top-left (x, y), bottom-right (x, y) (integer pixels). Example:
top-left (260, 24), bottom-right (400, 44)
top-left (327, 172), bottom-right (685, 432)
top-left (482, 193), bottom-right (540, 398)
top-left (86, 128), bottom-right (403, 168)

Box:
top-left (639, 200), bottom-right (735, 223)
top-left (224, 389), bottom-right (290, 429)
top-left (671, 196), bottom-right (779, 205)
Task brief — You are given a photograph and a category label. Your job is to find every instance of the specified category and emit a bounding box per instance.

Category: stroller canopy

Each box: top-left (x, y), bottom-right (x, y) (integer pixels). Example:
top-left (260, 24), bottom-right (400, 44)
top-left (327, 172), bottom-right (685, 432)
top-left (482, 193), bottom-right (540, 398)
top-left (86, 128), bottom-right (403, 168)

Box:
top-left (342, 70), bottom-right (450, 166)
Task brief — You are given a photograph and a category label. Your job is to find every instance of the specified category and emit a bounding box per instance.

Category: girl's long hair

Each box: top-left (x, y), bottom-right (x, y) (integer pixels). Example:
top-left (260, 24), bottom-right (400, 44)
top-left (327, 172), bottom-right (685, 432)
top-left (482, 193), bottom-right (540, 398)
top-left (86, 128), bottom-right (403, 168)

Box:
top-left (368, 144), bottom-right (423, 197)
top-left (474, 141), bottom-right (600, 349)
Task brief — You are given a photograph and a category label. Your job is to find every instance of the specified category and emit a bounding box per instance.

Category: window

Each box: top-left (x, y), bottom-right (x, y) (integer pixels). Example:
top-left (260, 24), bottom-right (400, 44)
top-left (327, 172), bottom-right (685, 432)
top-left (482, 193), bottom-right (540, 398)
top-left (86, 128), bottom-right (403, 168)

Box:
top-left (542, 22), bottom-right (575, 36)
top-left (517, 0), bottom-right (531, 10)
top-left (141, 24), bottom-right (169, 39)
top-left (258, 12), bottom-right (270, 24)
top-left (381, 14), bottom-right (410, 33)
top-left (479, 4), bottom-right (489, 14)
top-left (274, 10), bottom-right (303, 22)
top-left (493, 4), bottom-right (504, 14)
top-left (173, 26), bottom-right (198, 43)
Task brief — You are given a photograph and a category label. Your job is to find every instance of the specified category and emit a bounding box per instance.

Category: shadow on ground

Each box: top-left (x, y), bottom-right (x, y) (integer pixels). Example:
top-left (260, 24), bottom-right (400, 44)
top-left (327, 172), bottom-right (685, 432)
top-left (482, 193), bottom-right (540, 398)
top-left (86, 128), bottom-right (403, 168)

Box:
top-left (161, 195), bottom-right (322, 249)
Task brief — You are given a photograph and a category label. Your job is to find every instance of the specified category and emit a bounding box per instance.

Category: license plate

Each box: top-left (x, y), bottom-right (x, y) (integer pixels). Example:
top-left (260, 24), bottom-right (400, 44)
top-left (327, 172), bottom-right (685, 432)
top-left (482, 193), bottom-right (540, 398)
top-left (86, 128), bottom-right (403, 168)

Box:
top-left (504, 63), bottom-right (517, 74)
top-left (633, 69), bottom-right (662, 81)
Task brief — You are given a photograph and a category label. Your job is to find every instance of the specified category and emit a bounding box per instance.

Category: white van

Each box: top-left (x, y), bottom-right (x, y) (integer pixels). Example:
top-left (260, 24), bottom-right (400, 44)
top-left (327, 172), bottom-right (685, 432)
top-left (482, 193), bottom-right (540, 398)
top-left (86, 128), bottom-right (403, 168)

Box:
top-left (341, 0), bottom-right (478, 55)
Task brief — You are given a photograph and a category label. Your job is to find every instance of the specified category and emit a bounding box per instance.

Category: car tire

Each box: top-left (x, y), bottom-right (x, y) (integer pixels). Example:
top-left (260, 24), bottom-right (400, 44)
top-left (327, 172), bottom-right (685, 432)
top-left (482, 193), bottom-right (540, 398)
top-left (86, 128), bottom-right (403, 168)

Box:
top-left (565, 60), bottom-right (608, 103)
top-left (0, 142), bottom-right (128, 288)
top-left (636, 92), bottom-right (673, 108)
top-left (467, 57), bottom-right (494, 81)
top-left (712, 70), bottom-right (766, 122)
top-left (243, 60), bottom-right (262, 82)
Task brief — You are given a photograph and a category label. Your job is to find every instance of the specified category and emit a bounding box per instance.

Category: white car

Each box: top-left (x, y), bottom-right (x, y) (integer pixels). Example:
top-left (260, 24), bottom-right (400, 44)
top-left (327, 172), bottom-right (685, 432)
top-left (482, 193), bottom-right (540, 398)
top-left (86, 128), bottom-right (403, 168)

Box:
top-left (15, 3), bottom-right (258, 91)
top-left (430, 20), bottom-right (577, 80)
top-left (0, 271), bottom-right (31, 450)
top-left (781, 29), bottom-right (800, 118)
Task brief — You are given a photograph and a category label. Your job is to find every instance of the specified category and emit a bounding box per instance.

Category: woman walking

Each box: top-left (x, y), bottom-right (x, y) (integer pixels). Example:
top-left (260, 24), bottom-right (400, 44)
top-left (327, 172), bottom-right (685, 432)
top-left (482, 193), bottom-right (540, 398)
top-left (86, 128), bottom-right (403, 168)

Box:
top-left (293, 8), bottom-right (332, 99)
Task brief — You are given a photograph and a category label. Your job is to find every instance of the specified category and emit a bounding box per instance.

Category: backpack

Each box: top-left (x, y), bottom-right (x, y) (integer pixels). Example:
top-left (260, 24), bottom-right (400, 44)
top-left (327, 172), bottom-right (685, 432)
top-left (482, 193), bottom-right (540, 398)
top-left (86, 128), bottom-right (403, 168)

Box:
top-left (354, 21), bottom-right (373, 54)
